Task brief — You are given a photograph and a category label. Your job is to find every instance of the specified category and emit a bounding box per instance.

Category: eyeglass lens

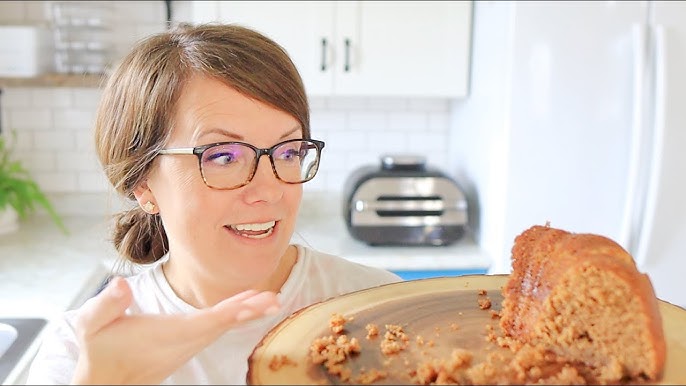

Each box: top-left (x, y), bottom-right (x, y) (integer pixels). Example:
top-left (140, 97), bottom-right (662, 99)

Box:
top-left (199, 140), bottom-right (321, 189)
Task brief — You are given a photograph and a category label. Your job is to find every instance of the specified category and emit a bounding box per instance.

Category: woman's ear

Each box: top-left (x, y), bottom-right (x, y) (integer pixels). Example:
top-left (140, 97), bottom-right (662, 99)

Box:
top-left (133, 180), bottom-right (158, 214)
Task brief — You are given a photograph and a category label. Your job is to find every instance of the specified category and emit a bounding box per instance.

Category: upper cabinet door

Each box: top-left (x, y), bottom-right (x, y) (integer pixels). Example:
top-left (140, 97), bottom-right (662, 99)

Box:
top-left (188, 1), bottom-right (472, 98)
top-left (335, 1), bottom-right (473, 98)
top-left (192, 1), bottom-right (336, 96)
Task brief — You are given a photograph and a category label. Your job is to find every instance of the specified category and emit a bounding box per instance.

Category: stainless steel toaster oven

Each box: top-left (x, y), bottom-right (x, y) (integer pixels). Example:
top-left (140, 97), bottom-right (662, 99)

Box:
top-left (343, 155), bottom-right (468, 246)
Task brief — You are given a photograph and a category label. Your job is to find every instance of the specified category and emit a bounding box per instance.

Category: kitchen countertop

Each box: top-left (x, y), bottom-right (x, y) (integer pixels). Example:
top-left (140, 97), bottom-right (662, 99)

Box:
top-left (0, 215), bottom-right (116, 320)
top-left (292, 215), bottom-right (490, 272)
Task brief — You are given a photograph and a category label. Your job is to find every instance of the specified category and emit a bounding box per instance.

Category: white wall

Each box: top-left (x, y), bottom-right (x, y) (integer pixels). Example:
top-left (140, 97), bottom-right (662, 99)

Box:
top-left (0, 1), bottom-right (455, 217)
top-left (450, 1), bottom-right (514, 273)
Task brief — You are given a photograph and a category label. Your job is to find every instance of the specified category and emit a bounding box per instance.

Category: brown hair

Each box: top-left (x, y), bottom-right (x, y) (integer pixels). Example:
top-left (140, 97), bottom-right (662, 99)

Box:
top-left (94, 23), bottom-right (310, 265)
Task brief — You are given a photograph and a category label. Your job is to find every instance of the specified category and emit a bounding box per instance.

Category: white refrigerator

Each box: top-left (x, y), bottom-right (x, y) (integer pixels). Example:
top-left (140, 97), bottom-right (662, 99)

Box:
top-left (450, 1), bottom-right (686, 308)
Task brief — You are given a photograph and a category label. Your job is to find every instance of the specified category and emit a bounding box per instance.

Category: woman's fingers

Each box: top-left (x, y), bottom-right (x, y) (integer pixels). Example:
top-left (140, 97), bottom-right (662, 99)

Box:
top-left (217, 290), bottom-right (281, 323)
top-left (191, 290), bottom-right (281, 335)
top-left (74, 277), bottom-right (132, 339)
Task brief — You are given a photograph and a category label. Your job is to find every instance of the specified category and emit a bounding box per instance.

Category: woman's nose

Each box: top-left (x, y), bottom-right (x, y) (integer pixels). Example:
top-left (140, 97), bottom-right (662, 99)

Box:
top-left (242, 155), bottom-right (283, 202)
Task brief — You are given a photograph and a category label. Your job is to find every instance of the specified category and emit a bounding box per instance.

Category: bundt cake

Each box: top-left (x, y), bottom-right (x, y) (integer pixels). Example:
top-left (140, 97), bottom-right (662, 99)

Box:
top-left (500, 224), bottom-right (666, 383)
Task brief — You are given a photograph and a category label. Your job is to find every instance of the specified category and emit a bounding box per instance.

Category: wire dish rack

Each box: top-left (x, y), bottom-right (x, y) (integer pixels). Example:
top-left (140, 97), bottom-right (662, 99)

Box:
top-left (50, 1), bottom-right (113, 75)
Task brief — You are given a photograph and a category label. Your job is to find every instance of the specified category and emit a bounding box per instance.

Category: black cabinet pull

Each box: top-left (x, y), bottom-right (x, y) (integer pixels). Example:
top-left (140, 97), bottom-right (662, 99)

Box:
top-left (344, 38), bottom-right (351, 72)
top-left (320, 38), bottom-right (327, 71)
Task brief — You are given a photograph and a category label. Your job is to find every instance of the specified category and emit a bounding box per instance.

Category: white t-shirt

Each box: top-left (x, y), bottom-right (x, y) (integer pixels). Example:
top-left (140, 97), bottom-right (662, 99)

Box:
top-left (26, 245), bottom-right (402, 385)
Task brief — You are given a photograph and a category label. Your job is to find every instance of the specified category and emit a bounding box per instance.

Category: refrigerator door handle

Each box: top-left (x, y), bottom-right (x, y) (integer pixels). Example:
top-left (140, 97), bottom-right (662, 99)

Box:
top-left (621, 23), bottom-right (649, 255)
top-left (634, 24), bottom-right (667, 269)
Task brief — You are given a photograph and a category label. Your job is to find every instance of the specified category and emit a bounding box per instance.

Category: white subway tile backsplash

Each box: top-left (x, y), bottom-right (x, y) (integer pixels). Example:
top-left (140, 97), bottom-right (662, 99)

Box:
top-left (134, 23), bottom-right (167, 42)
top-left (34, 171), bottom-right (78, 192)
top-left (318, 152), bottom-right (348, 174)
top-left (367, 131), bottom-right (407, 152)
top-left (31, 88), bottom-right (73, 108)
top-left (302, 175), bottom-right (327, 193)
top-left (325, 131), bottom-right (368, 150)
top-left (15, 151), bottom-right (56, 173)
top-left (388, 111), bottom-right (429, 131)
top-left (32, 129), bottom-right (75, 150)
top-left (74, 130), bottom-right (97, 150)
top-left (348, 152), bottom-right (382, 170)
top-left (327, 97), bottom-right (369, 111)
top-left (310, 110), bottom-right (346, 131)
top-left (72, 88), bottom-right (103, 108)
top-left (307, 97), bottom-right (328, 110)
top-left (347, 111), bottom-right (387, 131)
top-left (1, 89), bottom-right (31, 108)
top-left (5, 130), bottom-right (33, 150)
top-left (53, 108), bottom-right (96, 130)
top-left (77, 171), bottom-right (110, 192)
top-left (46, 192), bottom-right (128, 217)
top-left (408, 98), bottom-right (451, 112)
top-left (366, 98), bottom-right (409, 111)
top-left (56, 152), bottom-right (99, 172)
top-left (427, 111), bottom-right (451, 132)
top-left (8, 108), bottom-right (52, 130)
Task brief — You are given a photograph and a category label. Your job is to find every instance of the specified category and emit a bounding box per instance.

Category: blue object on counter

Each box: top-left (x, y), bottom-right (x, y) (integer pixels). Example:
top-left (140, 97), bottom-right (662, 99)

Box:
top-left (392, 268), bottom-right (488, 281)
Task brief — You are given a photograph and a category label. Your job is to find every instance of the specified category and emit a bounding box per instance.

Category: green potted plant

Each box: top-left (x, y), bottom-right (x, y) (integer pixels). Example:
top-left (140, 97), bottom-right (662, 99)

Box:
top-left (0, 131), bottom-right (67, 235)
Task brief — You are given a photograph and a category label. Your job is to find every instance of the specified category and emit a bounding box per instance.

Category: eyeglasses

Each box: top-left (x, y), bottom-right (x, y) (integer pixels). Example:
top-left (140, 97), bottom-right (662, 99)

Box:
top-left (158, 139), bottom-right (325, 190)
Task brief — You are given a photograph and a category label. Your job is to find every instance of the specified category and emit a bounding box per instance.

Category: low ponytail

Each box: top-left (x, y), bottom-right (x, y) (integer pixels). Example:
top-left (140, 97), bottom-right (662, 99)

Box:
top-left (112, 207), bottom-right (169, 264)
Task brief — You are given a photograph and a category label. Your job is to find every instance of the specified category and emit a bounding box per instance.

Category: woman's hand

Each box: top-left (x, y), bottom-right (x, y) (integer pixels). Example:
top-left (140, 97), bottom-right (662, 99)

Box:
top-left (70, 276), bottom-right (280, 385)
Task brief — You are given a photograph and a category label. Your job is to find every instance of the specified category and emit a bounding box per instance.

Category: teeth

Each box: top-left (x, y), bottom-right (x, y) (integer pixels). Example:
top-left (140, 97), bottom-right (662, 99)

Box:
top-left (237, 227), bottom-right (273, 239)
top-left (231, 221), bottom-right (276, 232)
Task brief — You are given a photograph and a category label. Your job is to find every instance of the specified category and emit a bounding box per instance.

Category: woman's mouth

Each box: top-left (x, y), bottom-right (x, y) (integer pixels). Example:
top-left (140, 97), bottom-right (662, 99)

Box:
top-left (227, 221), bottom-right (276, 239)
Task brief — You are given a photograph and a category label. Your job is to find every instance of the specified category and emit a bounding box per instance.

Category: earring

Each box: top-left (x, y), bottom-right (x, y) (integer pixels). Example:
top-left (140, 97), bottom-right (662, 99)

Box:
top-left (142, 201), bottom-right (156, 213)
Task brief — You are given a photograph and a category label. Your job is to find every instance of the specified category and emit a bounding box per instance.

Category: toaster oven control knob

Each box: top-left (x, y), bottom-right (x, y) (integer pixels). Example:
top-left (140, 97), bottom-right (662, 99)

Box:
top-left (381, 154), bottom-right (426, 171)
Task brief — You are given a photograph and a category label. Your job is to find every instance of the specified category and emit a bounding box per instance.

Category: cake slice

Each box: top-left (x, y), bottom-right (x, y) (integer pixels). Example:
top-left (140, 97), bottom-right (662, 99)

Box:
top-left (499, 224), bottom-right (666, 383)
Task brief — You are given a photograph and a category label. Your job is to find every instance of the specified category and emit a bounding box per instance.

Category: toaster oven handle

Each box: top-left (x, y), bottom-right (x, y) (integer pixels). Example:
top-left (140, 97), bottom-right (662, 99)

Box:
top-left (355, 199), bottom-right (465, 212)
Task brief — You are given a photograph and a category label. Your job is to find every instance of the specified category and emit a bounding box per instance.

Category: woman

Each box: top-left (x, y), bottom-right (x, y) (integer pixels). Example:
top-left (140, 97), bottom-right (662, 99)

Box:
top-left (27, 23), bottom-right (401, 385)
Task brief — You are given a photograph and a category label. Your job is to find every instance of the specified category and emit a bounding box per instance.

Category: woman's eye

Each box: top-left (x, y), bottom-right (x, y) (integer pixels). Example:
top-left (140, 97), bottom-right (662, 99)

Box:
top-left (210, 153), bottom-right (235, 165)
top-left (277, 148), bottom-right (300, 161)
top-left (205, 151), bottom-right (238, 165)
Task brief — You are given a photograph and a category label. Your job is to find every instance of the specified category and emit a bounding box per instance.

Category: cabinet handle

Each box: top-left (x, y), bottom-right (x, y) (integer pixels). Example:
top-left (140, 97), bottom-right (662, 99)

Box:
top-left (320, 38), bottom-right (327, 71)
top-left (344, 38), bottom-right (351, 72)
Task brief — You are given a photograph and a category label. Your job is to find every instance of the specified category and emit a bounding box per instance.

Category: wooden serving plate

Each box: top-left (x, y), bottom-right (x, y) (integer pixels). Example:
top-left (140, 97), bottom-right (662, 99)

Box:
top-left (247, 275), bottom-right (686, 385)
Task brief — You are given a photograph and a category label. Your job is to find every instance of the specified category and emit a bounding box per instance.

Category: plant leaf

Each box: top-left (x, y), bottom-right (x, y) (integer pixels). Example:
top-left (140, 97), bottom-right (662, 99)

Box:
top-left (0, 131), bottom-right (69, 234)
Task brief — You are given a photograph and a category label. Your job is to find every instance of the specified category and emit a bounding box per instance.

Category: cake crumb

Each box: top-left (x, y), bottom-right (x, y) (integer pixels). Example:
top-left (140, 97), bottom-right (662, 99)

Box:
top-left (329, 313), bottom-right (350, 334)
top-left (380, 324), bottom-right (410, 355)
top-left (355, 368), bottom-right (388, 384)
top-left (365, 323), bottom-right (379, 340)
top-left (268, 354), bottom-right (297, 371)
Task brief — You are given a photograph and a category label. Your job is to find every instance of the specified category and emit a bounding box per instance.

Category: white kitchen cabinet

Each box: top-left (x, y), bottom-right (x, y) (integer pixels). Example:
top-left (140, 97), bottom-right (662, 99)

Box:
top-left (188, 1), bottom-right (472, 98)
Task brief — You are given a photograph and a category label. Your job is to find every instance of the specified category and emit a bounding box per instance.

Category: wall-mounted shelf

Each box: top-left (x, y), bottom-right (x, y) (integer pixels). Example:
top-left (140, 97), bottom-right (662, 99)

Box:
top-left (0, 73), bottom-right (104, 88)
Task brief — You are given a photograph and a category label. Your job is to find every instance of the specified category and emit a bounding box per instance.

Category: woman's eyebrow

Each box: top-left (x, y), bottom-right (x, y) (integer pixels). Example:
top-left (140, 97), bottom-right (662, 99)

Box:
top-left (194, 125), bottom-right (302, 143)
top-left (194, 127), bottom-right (244, 142)
top-left (279, 126), bottom-right (302, 139)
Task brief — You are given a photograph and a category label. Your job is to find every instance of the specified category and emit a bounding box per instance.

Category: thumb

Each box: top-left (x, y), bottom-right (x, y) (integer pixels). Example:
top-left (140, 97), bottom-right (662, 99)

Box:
top-left (75, 276), bottom-right (132, 339)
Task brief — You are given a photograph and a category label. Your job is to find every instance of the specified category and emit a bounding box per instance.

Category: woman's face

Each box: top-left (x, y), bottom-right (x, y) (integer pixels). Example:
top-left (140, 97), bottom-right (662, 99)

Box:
top-left (141, 75), bottom-right (303, 290)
